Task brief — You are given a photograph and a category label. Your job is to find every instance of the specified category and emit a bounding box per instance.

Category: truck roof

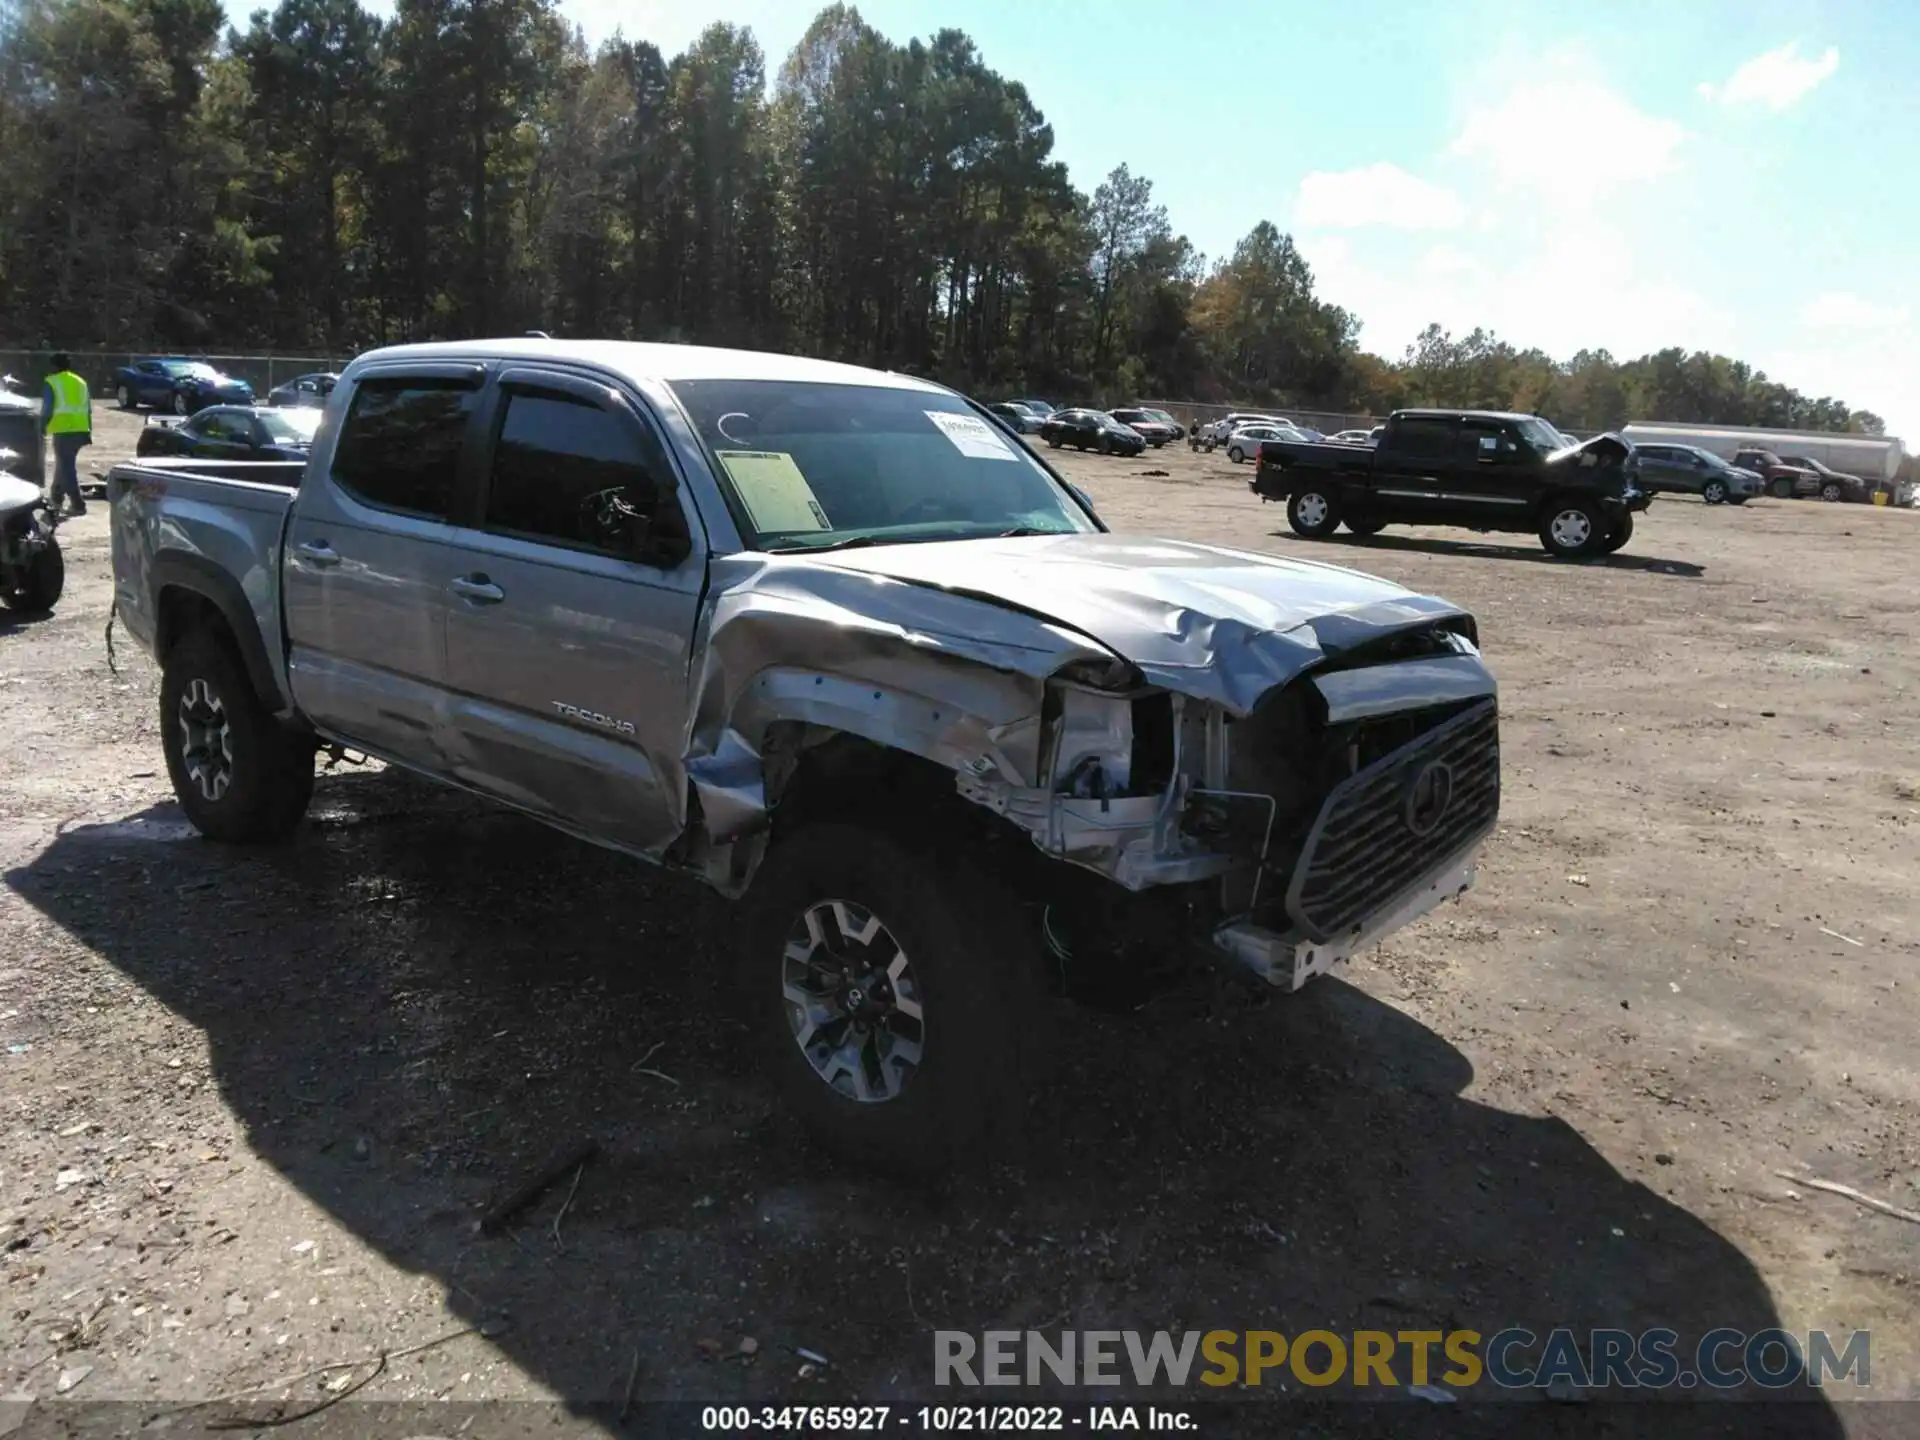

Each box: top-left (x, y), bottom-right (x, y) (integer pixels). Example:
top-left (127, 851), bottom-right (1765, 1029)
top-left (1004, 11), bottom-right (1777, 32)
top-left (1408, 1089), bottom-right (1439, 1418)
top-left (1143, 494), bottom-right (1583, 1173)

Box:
top-left (348, 338), bottom-right (954, 395)
top-left (1391, 408), bottom-right (1542, 424)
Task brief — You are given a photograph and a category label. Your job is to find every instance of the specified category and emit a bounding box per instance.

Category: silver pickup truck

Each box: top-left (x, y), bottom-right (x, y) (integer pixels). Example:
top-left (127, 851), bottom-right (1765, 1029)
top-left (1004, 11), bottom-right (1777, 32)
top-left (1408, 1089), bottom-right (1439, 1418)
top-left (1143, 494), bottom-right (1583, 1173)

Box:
top-left (108, 339), bottom-right (1500, 1172)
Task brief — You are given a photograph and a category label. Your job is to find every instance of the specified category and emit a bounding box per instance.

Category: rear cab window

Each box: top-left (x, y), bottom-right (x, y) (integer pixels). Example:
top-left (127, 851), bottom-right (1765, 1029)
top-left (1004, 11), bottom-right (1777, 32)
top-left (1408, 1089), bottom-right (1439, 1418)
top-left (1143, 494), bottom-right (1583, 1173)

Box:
top-left (332, 374), bottom-right (481, 518)
top-left (1388, 416), bottom-right (1456, 457)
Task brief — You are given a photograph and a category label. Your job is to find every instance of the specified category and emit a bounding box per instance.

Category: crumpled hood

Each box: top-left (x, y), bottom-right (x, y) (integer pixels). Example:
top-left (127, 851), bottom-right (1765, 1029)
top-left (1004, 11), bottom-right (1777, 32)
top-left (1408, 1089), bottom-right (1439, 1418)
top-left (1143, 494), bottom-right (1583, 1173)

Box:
top-left (804, 533), bottom-right (1473, 714)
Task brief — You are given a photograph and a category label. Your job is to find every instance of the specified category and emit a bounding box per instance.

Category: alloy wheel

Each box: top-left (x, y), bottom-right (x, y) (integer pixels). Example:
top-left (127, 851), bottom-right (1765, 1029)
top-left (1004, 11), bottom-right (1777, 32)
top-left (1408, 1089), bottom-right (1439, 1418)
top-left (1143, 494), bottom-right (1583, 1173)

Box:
top-left (1549, 507), bottom-right (1593, 551)
top-left (177, 678), bottom-right (234, 802)
top-left (782, 899), bottom-right (925, 1103)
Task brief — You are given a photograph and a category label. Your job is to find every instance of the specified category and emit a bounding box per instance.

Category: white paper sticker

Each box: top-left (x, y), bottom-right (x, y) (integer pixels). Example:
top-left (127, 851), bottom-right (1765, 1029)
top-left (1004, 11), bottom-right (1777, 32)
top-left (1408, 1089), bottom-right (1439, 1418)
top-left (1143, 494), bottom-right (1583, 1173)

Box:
top-left (715, 450), bottom-right (832, 533)
top-left (926, 410), bottom-right (1019, 461)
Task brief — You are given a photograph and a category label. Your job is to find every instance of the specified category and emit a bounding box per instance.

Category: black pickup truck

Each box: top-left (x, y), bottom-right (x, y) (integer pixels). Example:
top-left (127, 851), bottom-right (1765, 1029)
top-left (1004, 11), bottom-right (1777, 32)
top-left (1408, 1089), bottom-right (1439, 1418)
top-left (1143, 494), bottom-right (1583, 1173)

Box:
top-left (1252, 409), bottom-right (1651, 558)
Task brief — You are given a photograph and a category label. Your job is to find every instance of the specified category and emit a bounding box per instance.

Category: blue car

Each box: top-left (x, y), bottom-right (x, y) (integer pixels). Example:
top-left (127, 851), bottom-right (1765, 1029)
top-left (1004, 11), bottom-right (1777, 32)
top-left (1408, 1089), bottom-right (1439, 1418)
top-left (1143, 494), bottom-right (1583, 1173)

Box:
top-left (114, 358), bottom-right (254, 415)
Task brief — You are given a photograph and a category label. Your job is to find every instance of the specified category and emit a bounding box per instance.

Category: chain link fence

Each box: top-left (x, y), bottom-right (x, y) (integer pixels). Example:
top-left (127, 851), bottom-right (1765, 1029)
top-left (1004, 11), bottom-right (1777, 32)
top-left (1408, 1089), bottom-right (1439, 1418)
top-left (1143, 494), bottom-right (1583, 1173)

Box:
top-left (0, 349), bottom-right (348, 400)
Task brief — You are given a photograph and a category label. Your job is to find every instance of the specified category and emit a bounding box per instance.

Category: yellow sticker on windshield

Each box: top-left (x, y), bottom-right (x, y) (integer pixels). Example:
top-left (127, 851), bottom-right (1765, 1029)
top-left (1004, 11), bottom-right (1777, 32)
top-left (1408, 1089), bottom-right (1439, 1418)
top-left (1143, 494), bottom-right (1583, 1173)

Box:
top-left (715, 450), bottom-right (832, 533)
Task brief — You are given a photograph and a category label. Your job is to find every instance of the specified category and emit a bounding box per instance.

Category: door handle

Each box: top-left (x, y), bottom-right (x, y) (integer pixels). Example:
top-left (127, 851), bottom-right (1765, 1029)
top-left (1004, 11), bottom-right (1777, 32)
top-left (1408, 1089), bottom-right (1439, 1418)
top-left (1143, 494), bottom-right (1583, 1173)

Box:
top-left (450, 574), bottom-right (505, 604)
top-left (294, 540), bottom-right (339, 567)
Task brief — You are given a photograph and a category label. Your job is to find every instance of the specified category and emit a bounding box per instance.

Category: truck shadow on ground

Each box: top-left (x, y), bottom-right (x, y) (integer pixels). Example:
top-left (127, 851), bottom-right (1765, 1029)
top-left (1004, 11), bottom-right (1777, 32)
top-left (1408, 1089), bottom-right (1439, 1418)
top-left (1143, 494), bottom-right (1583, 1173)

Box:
top-left (6, 770), bottom-right (1835, 1431)
top-left (1275, 532), bottom-right (1708, 578)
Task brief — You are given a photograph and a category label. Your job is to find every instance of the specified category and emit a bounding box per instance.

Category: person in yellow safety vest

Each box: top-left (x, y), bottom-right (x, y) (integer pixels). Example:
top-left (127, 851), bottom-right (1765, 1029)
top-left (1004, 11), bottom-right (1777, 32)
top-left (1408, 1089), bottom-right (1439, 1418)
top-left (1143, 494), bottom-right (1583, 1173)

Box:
top-left (41, 352), bottom-right (92, 517)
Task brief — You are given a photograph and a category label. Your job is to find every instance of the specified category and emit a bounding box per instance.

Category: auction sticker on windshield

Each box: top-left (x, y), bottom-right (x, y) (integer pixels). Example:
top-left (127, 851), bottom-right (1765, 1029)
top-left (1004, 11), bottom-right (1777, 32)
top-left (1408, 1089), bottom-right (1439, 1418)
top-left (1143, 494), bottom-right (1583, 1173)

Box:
top-left (927, 410), bottom-right (1019, 461)
top-left (716, 450), bottom-right (832, 533)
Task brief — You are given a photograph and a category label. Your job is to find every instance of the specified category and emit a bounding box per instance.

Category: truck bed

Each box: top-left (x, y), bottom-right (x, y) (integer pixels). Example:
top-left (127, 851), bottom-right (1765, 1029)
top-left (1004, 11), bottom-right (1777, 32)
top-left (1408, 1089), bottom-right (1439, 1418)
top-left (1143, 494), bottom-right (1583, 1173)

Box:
top-left (107, 457), bottom-right (304, 708)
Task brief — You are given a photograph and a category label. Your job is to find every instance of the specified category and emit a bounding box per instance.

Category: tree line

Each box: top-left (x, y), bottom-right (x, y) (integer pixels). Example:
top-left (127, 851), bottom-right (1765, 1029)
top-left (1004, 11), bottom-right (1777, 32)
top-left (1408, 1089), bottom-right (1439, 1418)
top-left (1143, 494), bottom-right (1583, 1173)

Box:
top-left (0, 0), bottom-right (1886, 434)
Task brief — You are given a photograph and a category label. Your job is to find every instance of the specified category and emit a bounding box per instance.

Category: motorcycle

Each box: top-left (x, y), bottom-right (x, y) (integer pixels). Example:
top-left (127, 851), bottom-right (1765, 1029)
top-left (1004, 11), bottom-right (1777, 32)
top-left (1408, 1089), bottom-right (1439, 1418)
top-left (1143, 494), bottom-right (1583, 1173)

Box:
top-left (0, 447), bottom-right (63, 613)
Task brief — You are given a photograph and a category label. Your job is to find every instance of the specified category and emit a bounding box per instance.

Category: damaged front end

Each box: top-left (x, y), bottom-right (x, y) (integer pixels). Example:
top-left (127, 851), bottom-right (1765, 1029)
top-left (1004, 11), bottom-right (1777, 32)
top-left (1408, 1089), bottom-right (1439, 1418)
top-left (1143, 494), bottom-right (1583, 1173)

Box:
top-left (955, 617), bottom-right (1500, 990)
top-left (681, 537), bottom-right (1500, 993)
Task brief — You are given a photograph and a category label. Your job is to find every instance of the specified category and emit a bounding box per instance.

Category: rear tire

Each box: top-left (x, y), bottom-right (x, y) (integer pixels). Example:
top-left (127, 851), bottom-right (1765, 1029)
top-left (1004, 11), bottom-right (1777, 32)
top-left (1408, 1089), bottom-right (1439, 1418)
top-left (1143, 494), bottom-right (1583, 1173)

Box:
top-left (742, 821), bottom-right (1040, 1178)
top-left (1540, 499), bottom-right (1604, 558)
top-left (2, 537), bottom-right (63, 612)
top-left (1702, 479), bottom-right (1727, 505)
top-left (1286, 485), bottom-right (1342, 539)
top-left (160, 630), bottom-right (315, 842)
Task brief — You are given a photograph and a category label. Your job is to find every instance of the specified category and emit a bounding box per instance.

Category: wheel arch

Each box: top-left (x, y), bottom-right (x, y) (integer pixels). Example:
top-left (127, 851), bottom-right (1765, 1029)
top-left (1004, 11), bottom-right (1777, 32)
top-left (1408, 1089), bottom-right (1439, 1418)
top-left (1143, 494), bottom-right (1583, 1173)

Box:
top-left (151, 553), bottom-right (289, 715)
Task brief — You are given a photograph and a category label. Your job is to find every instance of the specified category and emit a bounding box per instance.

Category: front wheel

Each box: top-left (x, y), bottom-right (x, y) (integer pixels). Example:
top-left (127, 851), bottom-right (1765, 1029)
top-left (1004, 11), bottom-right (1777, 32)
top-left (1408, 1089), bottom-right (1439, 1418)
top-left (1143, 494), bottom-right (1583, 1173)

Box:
top-left (1771, 477), bottom-right (1795, 499)
top-left (1286, 485), bottom-right (1342, 539)
top-left (172, 391), bottom-right (189, 416)
top-left (1702, 479), bottom-right (1727, 505)
top-left (1540, 499), bottom-right (1603, 558)
top-left (742, 821), bottom-right (1039, 1176)
top-left (117, 384), bottom-right (134, 411)
top-left (1045, 435), bottom-right (1061, 449)
top-left (1820, 482), bottom-right (1844, 502)
top-left (1227, 446), bottom-right (1245, 464)
top-left (160, 630), bottom-right (315, 842)
top-left (1099, 434), bottom-right (1113, 455)
top-left (1, 536), bottom-right (63, 612)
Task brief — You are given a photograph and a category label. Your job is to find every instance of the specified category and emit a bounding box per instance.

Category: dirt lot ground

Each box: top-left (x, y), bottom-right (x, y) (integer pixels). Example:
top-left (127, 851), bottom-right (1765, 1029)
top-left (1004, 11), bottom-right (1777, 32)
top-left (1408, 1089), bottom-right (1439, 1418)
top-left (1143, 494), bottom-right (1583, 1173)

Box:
top-left (2, 412), bottom-right (1918, 1434)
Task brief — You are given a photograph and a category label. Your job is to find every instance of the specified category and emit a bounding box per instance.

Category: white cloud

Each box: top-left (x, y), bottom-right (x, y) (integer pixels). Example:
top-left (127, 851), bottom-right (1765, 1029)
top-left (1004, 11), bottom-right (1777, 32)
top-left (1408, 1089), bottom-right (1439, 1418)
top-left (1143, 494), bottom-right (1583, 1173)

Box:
top-left (1450, 77), bottom-right (1687, 210)
top-left (1698, 43), bottom-right (1839, 111)
top-left (1800, 291), bottom-right (1910, 332)
top-left (1293, 163), bottom-right (1468, 231)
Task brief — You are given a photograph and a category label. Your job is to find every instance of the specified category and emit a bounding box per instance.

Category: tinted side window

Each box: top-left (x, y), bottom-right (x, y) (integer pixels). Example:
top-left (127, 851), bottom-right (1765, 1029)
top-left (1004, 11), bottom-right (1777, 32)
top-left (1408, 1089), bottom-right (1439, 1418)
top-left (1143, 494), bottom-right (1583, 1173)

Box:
top-left (333, 377), bottom-right (478, 517)
top-left (1391, 418), bottom-right (1454, 457)
top-left (484, 389), bottom-right (670, 555)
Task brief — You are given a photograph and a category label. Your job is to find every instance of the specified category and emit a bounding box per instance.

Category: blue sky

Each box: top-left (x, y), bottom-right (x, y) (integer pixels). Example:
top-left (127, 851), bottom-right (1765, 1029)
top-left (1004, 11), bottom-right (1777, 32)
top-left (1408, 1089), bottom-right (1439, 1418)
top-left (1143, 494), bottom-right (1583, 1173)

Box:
top-left (254, 0), bottom-right (1919, 436)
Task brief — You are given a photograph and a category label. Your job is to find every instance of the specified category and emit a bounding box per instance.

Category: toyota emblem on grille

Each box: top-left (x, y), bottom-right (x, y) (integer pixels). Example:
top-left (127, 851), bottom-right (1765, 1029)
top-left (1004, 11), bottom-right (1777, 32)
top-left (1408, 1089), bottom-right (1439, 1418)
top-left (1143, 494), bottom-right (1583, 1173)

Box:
top-left (1403, 761), bottom-right (1455, 836)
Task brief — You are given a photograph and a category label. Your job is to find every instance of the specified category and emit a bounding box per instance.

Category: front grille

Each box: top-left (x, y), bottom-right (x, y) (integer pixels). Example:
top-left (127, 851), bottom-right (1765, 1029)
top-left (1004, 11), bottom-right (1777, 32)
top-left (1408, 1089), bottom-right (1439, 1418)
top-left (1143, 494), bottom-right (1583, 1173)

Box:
top-left (1284, 699), bottom-right (1499, 940)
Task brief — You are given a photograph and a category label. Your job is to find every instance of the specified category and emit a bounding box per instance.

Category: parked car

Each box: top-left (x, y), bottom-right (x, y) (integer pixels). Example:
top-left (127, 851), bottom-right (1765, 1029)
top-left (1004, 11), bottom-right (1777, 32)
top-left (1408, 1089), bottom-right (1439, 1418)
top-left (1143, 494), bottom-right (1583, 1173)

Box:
top-left (1107, 407), bottom-right (1178, 446)
top-left (1223, 423), bottom-right (1303, 464)
top-left (1040, 408), bottom-right (1148, 455)
top-left (1013, 398), bottom-right (1056, 417)
top-left (266, 372), bottom-right (339, 409)
top-left (136, 405), bottom-right (321, 463)
top-left (988, 402), bottom-right (1044, 435)
top-left (1327, 429), bottom-right (1375, 446)
top-left (1777, 454), bottom-right (1872, 504)
top-left (115, 358), bottom-right (254, 414)
top-left (1731, 448), bottom-right (1823, 501)
top-left (107, 336), bottom-right (1500, 1174)
top-left (1632, 443), bottom-right (1762, 505)
top-left (1252, 408), bottom-right (1651, 558)
top-left (1207, 412), bottom-right (1290, 444)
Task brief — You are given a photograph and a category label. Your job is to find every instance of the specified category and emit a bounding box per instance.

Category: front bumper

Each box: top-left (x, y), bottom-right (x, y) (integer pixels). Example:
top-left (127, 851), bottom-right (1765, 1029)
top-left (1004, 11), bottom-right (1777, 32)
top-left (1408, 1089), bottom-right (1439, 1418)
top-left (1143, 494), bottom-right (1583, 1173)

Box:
top-left (1610, 483), bottom-right (1653, 514)
top-left (1213, 845), bottom-right (1480, 991)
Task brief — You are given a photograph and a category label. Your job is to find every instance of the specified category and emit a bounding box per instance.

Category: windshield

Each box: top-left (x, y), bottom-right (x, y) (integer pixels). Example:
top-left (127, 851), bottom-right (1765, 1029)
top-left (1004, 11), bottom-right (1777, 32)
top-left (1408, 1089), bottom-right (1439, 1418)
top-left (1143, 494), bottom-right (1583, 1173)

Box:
top-left (668, 378), bottom-right (1099, 551)
top-left (257, 409), bottom-right (320, 444)
top-left (1516, 417), bottom-right (1567, 451)
top-left (163, 362), bottom-right (219, 380)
